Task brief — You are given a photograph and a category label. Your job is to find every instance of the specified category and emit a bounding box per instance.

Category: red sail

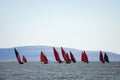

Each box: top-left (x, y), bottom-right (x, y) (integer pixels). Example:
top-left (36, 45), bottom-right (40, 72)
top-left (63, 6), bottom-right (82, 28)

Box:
top-left (61, 47), bottom-right (70, 63)
top-left (84, 51), bottom-right (89, 63)
top-left (81, 51), bottom-right (84, 61)
top-left (81, 51), bottom-right (86, 62)
top-left (22, 55), bottom-right (27, 63)
top-left (99, 51), bottom-right (104, 63)
top-left (81, 51), bottom-right (89, 63)
top-left (66, 53), bottom-right (71, 62)
top-left (40, 51), bottom-right (48, 64)
top-left (70, 51), bottom-right (76, 63)
top-left (14, 48), bottom-right (23, 64)
top-left (104, 53), bottom-right (110, 63)
top-left (53, 47), bottom-right (62, 63)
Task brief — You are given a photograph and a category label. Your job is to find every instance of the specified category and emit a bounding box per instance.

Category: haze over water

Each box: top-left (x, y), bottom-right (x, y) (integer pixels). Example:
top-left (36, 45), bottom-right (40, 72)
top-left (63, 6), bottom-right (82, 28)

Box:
top-left (0, 0), bottom-right (120, 54)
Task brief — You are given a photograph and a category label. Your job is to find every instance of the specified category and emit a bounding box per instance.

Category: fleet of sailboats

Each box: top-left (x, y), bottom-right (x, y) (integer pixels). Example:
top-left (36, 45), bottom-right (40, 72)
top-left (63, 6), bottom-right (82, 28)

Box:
top-left (14, 47), bottom-right (110, 64)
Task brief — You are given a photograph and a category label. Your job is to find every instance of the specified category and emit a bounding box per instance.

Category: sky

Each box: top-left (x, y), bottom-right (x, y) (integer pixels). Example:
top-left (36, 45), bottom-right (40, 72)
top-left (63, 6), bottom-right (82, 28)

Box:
top-left (0, 0), bottom-right (120, 54)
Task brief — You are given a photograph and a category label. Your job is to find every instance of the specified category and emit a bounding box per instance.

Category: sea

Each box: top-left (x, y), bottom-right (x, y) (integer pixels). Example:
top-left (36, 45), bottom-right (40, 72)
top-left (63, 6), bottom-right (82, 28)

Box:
top-left (0, 62), bottom-right (120, 80)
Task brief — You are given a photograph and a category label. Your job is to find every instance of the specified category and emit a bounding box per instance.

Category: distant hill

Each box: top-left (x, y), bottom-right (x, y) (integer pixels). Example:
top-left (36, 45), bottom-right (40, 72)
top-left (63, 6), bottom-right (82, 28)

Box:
top-left (0, 46), bottom-right (120, 62)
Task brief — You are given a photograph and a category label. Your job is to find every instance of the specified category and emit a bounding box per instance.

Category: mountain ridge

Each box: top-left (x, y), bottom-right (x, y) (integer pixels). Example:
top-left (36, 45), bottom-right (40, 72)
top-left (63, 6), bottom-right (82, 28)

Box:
top-left (0, 46), bottom-right (120, 62)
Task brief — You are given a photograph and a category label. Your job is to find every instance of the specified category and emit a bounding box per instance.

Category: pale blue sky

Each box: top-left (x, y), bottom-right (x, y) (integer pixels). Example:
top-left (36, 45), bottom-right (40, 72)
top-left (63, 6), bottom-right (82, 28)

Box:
top-left (0, 0), bottom-right (120, 54)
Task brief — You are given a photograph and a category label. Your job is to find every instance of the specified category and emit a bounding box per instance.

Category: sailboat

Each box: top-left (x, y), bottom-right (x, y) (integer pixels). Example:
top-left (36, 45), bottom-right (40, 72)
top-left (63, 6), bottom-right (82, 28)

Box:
top-left (70, 51), bottom-right (76, 63)
top-left (40, 51), bottom-right (48, 64)
top-left (61, 47), bottom-right (70, 63)
top-left (81, 51), bottom-right (84, 62)
top-left (22, 55), bottom-right (27, 63)
top-left (53, 47), bottom-right (62, 63)
top-left (104, 53), bottom-right (110, 63)
top-left (66, 53), bottom-right (71, 63)
top-left (99, 51), bottom-right (104, 63)
top-left (81, 51), bottom-right (89, 63)
top-left (14, 48), bottom-right (23, 64)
